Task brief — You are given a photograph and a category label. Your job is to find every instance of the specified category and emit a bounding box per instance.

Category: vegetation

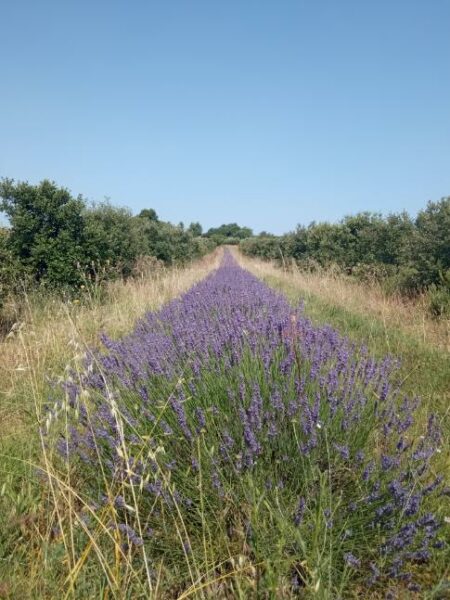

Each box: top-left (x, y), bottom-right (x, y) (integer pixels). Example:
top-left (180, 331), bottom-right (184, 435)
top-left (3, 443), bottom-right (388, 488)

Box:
top-left (0, 179), bottom-right (215, 286)
top-left (240, 198), bottom-right (450, 317)
top-left (1, 251), bottom-right (447, 598)
top-left (0, 179), bottom-right (256, 336)
top-left (239, 253), bottom-right (450, 596)
top-left (0, 179), bottom-right (220, 332)
top-left (0, 252), bottom-right (220, 598)
top-left (1, 177), bottom-right (449, 597)
top-left (205, 222), bottom-right (253, 245)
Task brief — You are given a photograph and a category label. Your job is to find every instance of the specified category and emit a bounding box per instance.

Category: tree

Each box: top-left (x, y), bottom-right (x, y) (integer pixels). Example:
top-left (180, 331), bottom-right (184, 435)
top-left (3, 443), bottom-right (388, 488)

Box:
top-left (84, 202), bottom-right (145, 278)
top-left (0, 179), bottom-right (86, 287)
top-left (0, 178), bottom-right (217, 292)
top-left (139, 208), bottom-right (159, 222)
top-left (188, 222), bottom-right (203, 236)
top-left (412, 197), bottom-right (450, 287)
top-left (206, 223), bottom-right (253, 240)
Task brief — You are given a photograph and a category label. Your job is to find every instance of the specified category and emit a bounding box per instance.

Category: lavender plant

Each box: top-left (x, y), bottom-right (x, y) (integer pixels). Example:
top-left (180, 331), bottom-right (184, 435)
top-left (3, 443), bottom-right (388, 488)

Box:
top-left (48, 251), bottom-right (445, 596)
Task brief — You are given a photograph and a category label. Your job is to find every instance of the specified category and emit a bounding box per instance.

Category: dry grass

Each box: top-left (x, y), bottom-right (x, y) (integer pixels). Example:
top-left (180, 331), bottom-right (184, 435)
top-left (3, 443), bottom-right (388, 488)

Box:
top-left (237, 253), bottom-right (450, 353)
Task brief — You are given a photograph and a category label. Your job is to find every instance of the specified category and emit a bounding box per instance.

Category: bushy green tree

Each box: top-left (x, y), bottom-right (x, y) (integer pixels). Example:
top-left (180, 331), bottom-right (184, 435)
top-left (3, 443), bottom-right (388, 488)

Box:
top-left (0, 179), bottom-right (86, 287)
top-left (377, 212), bottom-right (414, 265)
top-left (240, 199), bottom-right (450, 305)
top-left (139, 208), bottom-right (159, 222)
top-left (240, 236), bottom-right (286, 260)
top-left (413, 197), bottom-right (450, 287)
top-left (206, 223), bottom-right (253, 240)
top-left (0, 179), bottom-right (217, 296)
top-left (83, 203), bottom-right (145, 278)
top-left (138, 218), bottom-right (209, 265)
top-left (188, 222), bottom-right (203, 236)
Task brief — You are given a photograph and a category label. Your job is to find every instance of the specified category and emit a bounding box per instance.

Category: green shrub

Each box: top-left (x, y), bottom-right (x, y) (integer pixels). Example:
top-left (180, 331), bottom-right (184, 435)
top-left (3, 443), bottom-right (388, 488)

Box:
top-left (240, 198), bottom-right (450, 299)
top-left (0, 228), bottom-right (29, 336)
top-left (0, 179), bottom-right (86, 288)
top-left (0, 179), bottom-right (215, 301)
top-left (427, 285), bottom-right (450, 318)
top-left (426, 270), bottom-right (450, 319)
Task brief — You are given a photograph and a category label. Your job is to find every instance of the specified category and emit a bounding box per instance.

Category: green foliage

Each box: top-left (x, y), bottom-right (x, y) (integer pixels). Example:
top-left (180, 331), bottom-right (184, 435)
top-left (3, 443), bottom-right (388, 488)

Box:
top-left (137, 218), bottom-right (210, 264)
top-left (427, 271), bottom-right (450, 318)
top-left (241, 198), bottom-right (450, 313)
top-left (206, 222), bottom-right (253, 241)
top-left (83, 202), bottom-right (145, 278)
top-left (240, 235), bottom-right (288, 260)
top-left (0, 228), bottom-right (26, 334)
top-left (0, 179), bottom-right (216, 304)
top-left (187, 221), bottom-right (202, 236)
top-left (412, 198), bottom-right (450, 288)
top-left (0, 179), bottom-right (86, 288)
top-left (138, 208), bottom-right (158, 222)
top-left (0, 229), bottom-right (15, 298)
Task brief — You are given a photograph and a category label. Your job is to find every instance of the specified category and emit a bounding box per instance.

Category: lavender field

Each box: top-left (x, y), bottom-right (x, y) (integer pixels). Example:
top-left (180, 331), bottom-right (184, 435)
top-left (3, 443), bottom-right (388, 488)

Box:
top-left (37, 251), bottom-right (446, 598)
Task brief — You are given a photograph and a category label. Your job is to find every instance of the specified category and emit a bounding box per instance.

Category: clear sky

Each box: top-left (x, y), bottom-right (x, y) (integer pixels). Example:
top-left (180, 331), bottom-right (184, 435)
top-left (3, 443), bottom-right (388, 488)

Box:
top-left (1, 1), bottom-right (449, 234)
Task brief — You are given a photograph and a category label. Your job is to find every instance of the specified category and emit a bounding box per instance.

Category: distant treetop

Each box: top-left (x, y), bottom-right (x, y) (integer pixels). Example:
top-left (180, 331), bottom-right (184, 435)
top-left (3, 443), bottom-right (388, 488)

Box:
top-left (139, 208), bottom-right (159, 222)
top-left (206, 223), bottom-right (253, 239)
top-left (188, 222), bottom-right (203, 236)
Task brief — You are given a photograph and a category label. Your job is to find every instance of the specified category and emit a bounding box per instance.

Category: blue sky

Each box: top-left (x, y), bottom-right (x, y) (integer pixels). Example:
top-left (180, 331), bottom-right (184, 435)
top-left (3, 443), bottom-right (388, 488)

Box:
top-left (1, 1), bottom-right (449, 234)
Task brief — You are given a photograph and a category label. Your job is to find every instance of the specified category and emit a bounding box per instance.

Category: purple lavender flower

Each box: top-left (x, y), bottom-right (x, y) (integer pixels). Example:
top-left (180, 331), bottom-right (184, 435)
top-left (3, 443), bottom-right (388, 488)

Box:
top-left (333, 443), bottom-right (350, 461)
top-left (294, 497), bottom-right (306, 526)
top-left (344, 553), bottom-right (361, 568)
top-left (117, 523), bottom-right (144, 547)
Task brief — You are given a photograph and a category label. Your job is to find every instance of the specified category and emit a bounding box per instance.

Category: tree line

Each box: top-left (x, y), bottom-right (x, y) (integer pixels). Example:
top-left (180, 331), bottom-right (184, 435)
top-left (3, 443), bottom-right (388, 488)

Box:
top-left (240, 198), bottom-right (450, 317)
top-left (0, 178), bottom-right (220, 287)
top-left (5, 177), bottom-right (447, 321)
top-left (0, 179), bottom-right (211, 331)
top-left (0, 179), bottom-right (256, 326)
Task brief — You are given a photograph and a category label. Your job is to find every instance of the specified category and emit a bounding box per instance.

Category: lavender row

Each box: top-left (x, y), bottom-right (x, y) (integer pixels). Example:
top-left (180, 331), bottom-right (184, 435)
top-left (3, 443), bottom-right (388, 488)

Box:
top-left (52, 251), bottom-right (444, 594)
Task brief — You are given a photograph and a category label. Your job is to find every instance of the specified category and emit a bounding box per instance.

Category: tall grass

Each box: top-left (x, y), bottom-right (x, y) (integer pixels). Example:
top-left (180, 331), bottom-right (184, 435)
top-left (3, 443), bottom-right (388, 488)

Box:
top-left (0, 251), bottom-right (220, 598)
